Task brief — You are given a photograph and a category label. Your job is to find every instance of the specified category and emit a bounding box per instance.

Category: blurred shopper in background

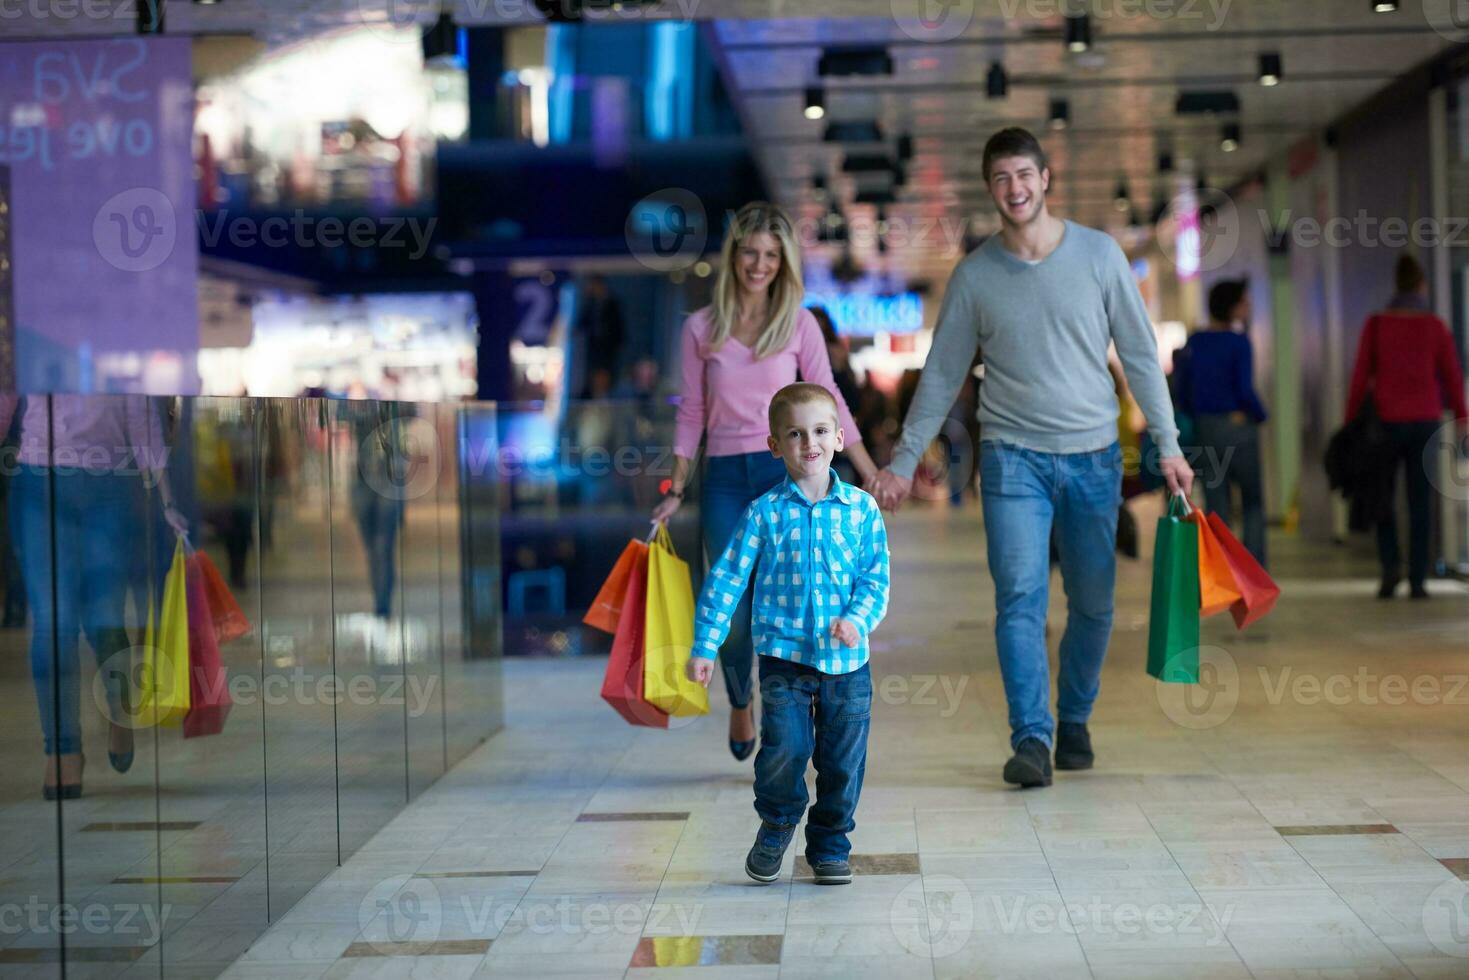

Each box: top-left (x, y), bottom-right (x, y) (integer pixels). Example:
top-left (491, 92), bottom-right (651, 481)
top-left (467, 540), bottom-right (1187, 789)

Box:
top-left (1345, 255), bottom-right (1468, 599)
top-left (578, 275), bottom-right (625, 400)
top-left (809, 305), bottom-right (861, 485)
top-left (1174, 279), bottom-right (1269, 568)
top-left (0, 395), bottom-right (188, 799)
top-left (653, 202), bottom-right (877, 762)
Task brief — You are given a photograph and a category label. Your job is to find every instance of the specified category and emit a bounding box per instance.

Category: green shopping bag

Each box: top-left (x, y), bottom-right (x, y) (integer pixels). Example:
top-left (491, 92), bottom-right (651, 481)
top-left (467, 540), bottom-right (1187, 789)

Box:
top-left (1147, 492), bottom-right (1201, 683)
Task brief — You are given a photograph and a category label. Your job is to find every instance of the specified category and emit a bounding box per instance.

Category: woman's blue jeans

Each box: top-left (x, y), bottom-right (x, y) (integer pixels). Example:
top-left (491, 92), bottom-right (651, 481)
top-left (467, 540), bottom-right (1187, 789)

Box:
top-left (700, 451), bottom-right (787, 709)
top-left (11, 466), bottom-right (139, 755)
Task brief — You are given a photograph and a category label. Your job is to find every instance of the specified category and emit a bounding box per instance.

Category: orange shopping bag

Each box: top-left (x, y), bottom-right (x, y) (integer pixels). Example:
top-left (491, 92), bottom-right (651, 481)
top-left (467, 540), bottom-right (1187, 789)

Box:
top-left (1206, 512), bottom-right (1280, 629)
top-left (583, 538), bottom-right (649, 635)
top-left (1185, 510), bottom-right (1243, 618)
top-left (192, 550), bottom-right (252, 644)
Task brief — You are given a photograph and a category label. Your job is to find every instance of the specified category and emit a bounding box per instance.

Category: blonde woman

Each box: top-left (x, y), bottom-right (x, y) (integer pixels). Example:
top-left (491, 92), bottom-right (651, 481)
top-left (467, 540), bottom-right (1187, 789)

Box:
top-left (652, 202), bottom-right (877, 760)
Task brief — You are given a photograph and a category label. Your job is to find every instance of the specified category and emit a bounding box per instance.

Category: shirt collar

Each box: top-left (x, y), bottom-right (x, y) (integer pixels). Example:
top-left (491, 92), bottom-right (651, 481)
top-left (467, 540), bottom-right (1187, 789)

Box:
top-left (780, 468), bottom-right (855, 507)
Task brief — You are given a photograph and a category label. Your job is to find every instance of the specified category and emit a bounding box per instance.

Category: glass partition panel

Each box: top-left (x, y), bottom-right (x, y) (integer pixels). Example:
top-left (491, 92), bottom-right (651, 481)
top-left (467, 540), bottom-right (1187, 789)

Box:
top-left (256, 399), bottom-right (340, 916)
top-left (401, 402), bottom-right (446, 799)
top-left (438, 405), bottom-right (471, 768)
top-left (50, 394), bottom-right (167, 978)
top-left (0, 393), bottom-right (63, 978)
top-left (450, 403), bottom-right (503, 754)
top-left (328, 399), bottom-right (408, 857)
top-left (150, 398), bottom-right (269, 977)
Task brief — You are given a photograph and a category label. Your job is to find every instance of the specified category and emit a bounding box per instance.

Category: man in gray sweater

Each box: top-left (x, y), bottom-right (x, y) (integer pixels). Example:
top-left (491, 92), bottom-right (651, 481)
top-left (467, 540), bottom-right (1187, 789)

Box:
top-left (870, 128), bottom-right (1193, 788)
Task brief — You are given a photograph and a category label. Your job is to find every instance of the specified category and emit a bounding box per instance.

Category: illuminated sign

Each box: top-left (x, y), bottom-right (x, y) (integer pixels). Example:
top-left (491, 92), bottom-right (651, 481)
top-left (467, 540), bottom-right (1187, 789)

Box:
top-left (805, 292), bottom-right (923, 336)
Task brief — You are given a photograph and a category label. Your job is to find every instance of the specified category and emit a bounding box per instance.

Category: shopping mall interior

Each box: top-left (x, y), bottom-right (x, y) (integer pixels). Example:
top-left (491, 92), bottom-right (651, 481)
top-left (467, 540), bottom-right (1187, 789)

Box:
top-left (2, 1), bottom-right (1469, 977)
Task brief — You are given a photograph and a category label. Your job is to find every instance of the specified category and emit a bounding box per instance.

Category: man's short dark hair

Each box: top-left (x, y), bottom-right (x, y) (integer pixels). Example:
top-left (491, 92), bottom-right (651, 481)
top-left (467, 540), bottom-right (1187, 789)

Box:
top-left (1208, 279), bottom-right (1248, 324)
top-left (1395, 254), bottom-right (1425, 294)
top-left (982, 128), bottom-right (1048, 182)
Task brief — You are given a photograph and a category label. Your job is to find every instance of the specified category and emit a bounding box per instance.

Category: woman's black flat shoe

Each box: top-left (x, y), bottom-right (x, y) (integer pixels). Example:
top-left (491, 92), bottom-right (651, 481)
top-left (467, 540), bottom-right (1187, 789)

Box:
top-left (729, 739), bottom-right (755, 761)
top-left (108, 749), bottom-right (134, 774)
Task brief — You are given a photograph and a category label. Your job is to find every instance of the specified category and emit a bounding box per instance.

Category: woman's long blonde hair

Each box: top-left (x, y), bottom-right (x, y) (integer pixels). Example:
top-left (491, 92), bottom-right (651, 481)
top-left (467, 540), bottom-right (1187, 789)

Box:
top-left (708, 202), bottom-right (805, 360)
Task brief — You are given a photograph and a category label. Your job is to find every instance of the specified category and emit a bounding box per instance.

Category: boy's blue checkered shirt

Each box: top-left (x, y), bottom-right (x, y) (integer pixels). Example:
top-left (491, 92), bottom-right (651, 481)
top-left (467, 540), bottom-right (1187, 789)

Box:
top-left (692, 469), bottom-right (890, 675)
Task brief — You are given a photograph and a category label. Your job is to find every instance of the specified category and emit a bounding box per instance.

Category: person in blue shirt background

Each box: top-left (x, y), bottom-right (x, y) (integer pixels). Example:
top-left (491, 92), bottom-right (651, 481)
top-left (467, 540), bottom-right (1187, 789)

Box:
top-left (1175, 279), bottom-right (1270, 567)
top-left (686, 382), bottom-right (890, 887)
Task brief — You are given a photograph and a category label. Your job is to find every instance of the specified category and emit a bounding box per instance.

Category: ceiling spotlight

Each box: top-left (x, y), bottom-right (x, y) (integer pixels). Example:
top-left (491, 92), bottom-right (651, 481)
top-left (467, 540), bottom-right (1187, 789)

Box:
top-left (812, 174), bottom-right (828, 202)
top-left (1158, 151), bottom-right (1175, 174)
top-left (896, 134), bottom-right (914, 161)
top-left (1258, 52), bottom-right (1282, 87)
top-left (1114, 179), bottom-right (1131, 213)
top-left (804, 87), bottom-right (826, 121)
top-left (986, 62), bottom-right (1008, 99)
top-left (1372, 0), bottom-right (1398, 10)
top-left (1220, 123), bottom-right (1240, 152)
top-left (1064, 14), bottom-right (1092, 54)
top-left (1048, 99), bottom-right (1070, 131)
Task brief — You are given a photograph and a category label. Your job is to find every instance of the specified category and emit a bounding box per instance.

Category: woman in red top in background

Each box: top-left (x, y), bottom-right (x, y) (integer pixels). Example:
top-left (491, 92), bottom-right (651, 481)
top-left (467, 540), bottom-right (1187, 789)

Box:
top-left (1345, 255), bottom-right (1469, 599)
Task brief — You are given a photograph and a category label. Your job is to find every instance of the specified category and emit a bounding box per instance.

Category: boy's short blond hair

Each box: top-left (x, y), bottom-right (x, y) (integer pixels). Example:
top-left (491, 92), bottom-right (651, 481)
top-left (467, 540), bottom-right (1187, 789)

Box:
top-left (768, 382), bottom-right (839, 434)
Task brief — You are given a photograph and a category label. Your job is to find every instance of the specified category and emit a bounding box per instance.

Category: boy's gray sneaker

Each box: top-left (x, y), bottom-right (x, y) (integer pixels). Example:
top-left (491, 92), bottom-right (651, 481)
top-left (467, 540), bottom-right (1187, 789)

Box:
top-left (745, 821), bottom-right (795, 884)
top-left (810, 859), bottom-right (852, 885)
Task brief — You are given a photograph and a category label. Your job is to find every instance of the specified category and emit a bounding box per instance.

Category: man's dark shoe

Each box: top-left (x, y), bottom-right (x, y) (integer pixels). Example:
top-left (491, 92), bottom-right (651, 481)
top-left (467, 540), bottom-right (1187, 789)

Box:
top-left (745, 821), bottom-right (795, 884)
top-left (1378, 575), bottom-right (1401, 599)
top-left (1054, 722), bottom-right (1094, 771)
top-left (1002, 738), bottom-right (1053, 788)
top-left (1410, 583), bottom-right (1430, 600)
top-left (810, 859), bottom-right (852, 885)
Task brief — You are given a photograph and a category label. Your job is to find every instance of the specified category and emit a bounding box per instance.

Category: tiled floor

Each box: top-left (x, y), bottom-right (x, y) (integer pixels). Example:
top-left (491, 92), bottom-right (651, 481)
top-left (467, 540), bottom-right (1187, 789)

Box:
top-left (223, 498), bottom-right (1469, 979)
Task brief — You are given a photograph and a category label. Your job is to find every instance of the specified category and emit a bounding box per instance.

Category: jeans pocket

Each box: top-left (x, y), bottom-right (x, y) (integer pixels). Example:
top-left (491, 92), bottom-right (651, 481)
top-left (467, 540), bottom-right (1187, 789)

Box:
top-left (830, 667), bottom-right (872, 722)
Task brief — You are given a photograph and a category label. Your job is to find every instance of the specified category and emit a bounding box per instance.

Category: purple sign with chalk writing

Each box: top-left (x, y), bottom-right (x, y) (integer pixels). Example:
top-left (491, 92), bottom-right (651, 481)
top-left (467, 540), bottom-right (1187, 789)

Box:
top-left (0, 37), bottom-right (197, 393)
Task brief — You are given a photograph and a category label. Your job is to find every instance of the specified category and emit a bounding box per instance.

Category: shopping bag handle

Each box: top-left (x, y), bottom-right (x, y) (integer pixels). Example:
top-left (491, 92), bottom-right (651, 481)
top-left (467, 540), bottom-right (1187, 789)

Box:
top-left (1167, 489), bottom-right (1194, 519)
top-left (650, 521), bottom-right (677, 555)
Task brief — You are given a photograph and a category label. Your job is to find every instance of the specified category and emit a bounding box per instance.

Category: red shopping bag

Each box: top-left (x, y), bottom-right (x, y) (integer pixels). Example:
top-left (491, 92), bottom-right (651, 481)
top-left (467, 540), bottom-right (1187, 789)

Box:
top-left (584, 539), bottom-right (649, 635)
top-left (601, 546), bottom-right (670, 729)
top-left (1205, 512), bottom-right (1281, 629)
top-left (183, 555), bottom-right (234, 738)
top-left (192, 550), bottom-right (251, 644)
top-left (1186, 511), bottom-right (1243, 618)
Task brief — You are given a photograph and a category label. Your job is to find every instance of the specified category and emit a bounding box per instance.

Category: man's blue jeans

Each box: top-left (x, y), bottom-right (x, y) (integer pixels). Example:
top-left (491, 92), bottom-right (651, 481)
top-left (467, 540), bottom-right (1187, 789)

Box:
top-left (701, 452), bottom-right (787, 709)
top-left (753, 656), bottom-right (871, 864)
top-left (979, 441), bottom-right (1121, 750)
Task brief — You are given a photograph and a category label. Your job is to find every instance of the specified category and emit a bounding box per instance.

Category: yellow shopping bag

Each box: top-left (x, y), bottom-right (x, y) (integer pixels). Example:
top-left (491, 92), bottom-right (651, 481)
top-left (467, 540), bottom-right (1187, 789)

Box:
top-left (642, 524), bottom-right (709, 717)
top-left (136, 538), bottom-right (191, 728)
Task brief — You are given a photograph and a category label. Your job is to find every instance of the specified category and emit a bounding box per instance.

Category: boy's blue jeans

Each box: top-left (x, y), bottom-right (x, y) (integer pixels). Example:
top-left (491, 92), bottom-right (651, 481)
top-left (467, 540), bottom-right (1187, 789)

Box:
top-left (979, 441), bottom-right (1121, 750)
top-left (753, 655), bottom-right (871, 864)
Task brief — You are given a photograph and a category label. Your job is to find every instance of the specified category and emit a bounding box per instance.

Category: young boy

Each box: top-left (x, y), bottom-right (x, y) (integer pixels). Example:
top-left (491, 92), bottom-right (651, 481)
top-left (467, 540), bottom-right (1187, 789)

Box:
top-left (687, 382), bottom-right (891, 885)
